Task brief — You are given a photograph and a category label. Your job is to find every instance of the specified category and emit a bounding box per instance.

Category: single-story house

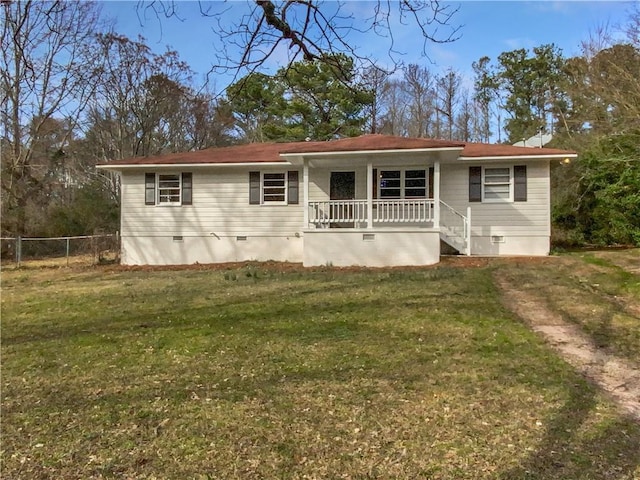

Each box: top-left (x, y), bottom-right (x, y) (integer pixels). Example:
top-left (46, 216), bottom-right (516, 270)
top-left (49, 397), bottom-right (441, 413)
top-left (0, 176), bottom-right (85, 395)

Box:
top-left (97, 134), bottom-right (577, 267)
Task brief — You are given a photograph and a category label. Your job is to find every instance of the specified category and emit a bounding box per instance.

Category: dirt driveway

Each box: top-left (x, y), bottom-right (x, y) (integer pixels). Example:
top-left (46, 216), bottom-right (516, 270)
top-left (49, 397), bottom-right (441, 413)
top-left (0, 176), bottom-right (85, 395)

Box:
top-left (495, 252), bottom-right (640, 422)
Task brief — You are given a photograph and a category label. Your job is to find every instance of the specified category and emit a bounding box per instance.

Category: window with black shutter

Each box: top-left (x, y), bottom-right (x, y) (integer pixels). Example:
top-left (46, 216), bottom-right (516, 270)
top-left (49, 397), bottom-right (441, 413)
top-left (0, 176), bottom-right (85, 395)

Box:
top-left (469, 166), bottom-right (482, 202)
top-left (249, 171), bottom-right (260, 204)
top-left (514, 165), bottom-right (527, 202)
top-left (287, 171), bottom-right (299, 204)
top-left (145, 172), bottom-right (192, 205)
top-left (182, 172), bottom-right (193, 205)
top-left (145, 173), bottom-right (156, 205)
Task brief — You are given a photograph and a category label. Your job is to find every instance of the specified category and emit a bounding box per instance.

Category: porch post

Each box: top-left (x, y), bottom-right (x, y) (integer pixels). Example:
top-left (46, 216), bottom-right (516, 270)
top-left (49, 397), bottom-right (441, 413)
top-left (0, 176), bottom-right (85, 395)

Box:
top-left (433, 161), bottom-right (440, 227)
top-left (366, 161), bottom-right (373, 229)
top-left (303, 159), bottom-right (309, 227)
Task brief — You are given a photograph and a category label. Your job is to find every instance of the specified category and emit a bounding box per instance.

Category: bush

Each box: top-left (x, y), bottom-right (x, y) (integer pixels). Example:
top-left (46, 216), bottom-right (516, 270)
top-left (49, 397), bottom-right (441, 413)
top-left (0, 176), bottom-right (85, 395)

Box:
top-left (553, 131), bottom-right (640, 247)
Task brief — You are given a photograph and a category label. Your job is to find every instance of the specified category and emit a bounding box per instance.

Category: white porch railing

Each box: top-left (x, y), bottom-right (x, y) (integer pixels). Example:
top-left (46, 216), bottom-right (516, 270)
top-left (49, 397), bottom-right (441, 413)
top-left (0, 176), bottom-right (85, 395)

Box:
top-left (309, 200), bottom-right (368, 227)
top-left (308, 199), bottom-right (435, 227)
top-left (372, 199), bottom-right (434, 223)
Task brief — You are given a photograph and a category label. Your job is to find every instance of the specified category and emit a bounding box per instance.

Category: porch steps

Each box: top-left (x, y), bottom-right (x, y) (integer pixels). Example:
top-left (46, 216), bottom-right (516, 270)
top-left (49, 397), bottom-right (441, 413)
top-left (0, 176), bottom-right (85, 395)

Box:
top-left (438, 201), bottom-right (471, 255)
top-left (439, 227), bottom-right (467, 254)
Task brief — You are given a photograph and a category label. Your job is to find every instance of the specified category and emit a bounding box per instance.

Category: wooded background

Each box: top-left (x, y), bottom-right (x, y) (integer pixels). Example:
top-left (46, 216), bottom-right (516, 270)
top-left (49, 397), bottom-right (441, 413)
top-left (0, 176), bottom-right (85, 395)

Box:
top-left (2, 1), bottom-right (638, 247)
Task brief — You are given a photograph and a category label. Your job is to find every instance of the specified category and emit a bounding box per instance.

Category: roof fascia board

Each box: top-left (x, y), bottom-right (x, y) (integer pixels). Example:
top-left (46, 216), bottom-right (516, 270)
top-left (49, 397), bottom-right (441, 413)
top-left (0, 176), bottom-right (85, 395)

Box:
top-left (458, 153), bottom-right (578, 161)
top-left (96, 161), bottom-right (289, 170)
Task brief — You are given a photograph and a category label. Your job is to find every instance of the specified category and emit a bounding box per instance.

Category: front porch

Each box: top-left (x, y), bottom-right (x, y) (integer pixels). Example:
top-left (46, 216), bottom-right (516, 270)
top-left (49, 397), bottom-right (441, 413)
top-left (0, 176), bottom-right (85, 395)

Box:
top-left (303, 198), bottom-right (471, 266)
top-left (284, 152), bottom-right (472, 265)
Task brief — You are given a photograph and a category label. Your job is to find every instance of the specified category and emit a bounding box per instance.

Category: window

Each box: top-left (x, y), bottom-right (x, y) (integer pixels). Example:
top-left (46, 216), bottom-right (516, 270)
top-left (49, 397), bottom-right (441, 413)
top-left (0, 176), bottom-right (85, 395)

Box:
top-left (379, 170), bottom-right (401, 198)
top-left (405, 170), bottom-right (427, 198)
top-left (158, 174), bottom-right (181, 203)
top-left (249, 171), bottom-right (299, 205)
top-left (145, 172), bottom-right (192, 206)
top-left (484, 167), bottom-right (510, 201)
top-left (263, 173), bottom-right (286, 202)
top-left (468, 166), bottom-right (527, 203)
top-left (379, 169), bottom-right (426, 198)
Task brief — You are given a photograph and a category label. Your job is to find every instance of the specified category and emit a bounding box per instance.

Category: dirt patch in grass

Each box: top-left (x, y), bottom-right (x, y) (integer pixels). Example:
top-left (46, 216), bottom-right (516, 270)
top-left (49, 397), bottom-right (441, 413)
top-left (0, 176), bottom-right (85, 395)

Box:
top-left (590, 248), bottom-right (640, 275)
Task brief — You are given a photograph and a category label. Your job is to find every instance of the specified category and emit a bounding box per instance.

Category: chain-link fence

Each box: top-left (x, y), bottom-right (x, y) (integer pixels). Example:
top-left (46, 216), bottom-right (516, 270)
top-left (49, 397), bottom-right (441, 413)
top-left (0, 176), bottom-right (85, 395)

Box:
top-left (1, 234), bottom-right (120, 267)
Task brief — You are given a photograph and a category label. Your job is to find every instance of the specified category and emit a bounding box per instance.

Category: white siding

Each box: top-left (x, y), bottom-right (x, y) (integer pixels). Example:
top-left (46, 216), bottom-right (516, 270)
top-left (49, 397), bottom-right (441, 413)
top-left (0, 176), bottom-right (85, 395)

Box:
top-left (120, 167), bottom-right (305, 265)
top-left (121, 167), bottom-right (304, 237)
top-left (440, 160), bottom-right (551, 255)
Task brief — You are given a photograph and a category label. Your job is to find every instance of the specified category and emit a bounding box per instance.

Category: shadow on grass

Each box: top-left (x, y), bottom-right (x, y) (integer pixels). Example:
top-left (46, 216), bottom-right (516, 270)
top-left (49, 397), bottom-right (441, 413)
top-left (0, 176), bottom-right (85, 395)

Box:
top-left (498, 379), bottom-right (640, 479)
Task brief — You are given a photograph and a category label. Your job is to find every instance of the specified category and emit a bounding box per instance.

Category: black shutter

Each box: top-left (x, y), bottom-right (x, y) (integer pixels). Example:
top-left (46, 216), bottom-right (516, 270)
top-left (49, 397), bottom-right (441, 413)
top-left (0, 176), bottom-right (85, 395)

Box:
top-left (249, 171), bottom-right (260, 205)
top-left (372, 168), bottom-right (378, 199)
top-left (469, 166), bottom-right (482, 202)
top-left (182, 172), bottom-right (193, 205)
top-left (428, 167), bottom-right (435, 199)
top-left (287, 171), bottom-right (299, 204)
top-left (145, 173), bottom-right (156, 205)
top-left (514, 165), bottom-right (527, 202)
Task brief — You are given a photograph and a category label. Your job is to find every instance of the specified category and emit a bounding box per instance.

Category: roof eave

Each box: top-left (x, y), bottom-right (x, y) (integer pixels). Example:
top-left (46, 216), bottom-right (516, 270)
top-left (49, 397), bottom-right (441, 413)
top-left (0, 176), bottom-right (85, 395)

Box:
top-left (96, 161), bottom-right (288, 170)
top-left (458, 153), bottom-right (578, 161)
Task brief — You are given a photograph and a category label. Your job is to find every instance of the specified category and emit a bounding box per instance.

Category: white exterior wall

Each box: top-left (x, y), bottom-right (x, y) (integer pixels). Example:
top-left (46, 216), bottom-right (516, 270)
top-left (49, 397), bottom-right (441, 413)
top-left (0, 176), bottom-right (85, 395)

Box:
top-left (440, 160), bottom-right (551, 256)
top-left (117, 156), bottom-right (553, 265)
top-left (120, 167), bottom-right (304, 265)
top-left (303, 229), bottom-right (441, 267)
top-left (307, 166), bottom-right (368, 202)
top-left (121, 235), bottom-right (303, 265)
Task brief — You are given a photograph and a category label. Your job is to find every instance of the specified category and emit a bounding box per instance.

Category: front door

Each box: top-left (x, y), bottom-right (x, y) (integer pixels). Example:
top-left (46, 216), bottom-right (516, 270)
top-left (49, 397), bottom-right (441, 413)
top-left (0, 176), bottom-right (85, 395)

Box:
top-left (329, 172), bottom-right (355, 227)
top-left (330, 171), bottom-right (355, 200)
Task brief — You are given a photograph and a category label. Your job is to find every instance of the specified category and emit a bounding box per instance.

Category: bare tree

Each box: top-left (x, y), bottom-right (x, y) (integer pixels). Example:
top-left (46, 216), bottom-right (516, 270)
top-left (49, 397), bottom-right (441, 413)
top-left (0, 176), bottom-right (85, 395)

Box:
top-left (436, 68), bottom-right (461, 140)
top-left (359, 65), bottom-right (391, 134)
top-left (403, 64), bottom-right (437, 138)
top-left (453, 89), bottom-right (473, 141)
top-left (1, 0), bottom-right (105, 235)
top-left (625, 2), bottom-right (640, 47)
top-left (137, 0), bottom-right (460, 87)
top-left (378, 78), bottom-right (410, 136)
top-left (472, 56), bottom-right (497, 143)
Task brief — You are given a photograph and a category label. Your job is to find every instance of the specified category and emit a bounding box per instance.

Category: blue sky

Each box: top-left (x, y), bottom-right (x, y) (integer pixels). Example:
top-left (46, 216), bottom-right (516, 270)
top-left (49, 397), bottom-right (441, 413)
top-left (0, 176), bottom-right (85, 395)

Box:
top-left (101, 0), bottom-right (633, 92)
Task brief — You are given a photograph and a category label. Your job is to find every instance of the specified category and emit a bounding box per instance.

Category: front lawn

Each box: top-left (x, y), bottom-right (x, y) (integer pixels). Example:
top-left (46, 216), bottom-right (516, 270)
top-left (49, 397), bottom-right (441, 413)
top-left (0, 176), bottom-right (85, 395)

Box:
top-left (2, 261), bottom-right (639, 479)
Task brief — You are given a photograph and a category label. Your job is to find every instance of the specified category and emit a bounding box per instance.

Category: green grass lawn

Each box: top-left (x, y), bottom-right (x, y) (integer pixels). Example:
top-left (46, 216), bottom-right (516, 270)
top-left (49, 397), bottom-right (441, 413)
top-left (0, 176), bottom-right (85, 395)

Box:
top-left (2, 259), bottom-right (639, 479)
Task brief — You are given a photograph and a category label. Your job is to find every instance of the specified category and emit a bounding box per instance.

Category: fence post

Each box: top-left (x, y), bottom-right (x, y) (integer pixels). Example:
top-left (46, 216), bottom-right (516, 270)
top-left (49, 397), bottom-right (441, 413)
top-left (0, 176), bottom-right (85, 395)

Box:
top-left (16, 236), bottom-right (21, 267)
top-left (66, 237), bottom-right (71, 266)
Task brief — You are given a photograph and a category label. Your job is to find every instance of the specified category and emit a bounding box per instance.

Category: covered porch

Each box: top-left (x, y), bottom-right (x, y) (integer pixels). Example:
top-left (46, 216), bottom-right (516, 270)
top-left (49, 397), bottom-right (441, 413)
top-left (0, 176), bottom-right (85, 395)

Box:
top-left (294, 158), bottom-right (471, 257)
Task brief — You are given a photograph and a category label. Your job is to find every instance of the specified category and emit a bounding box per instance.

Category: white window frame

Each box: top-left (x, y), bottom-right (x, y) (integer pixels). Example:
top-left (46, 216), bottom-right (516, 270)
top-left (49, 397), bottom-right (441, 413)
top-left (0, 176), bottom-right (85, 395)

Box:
top-left (261, 172), bottom-right (287, 205)
top-left (482, 166), bottom-right (513, 203)
top-left (378, 169), bottom-right (427, 199)
top-left (157, 173), bottom-right (182, 206)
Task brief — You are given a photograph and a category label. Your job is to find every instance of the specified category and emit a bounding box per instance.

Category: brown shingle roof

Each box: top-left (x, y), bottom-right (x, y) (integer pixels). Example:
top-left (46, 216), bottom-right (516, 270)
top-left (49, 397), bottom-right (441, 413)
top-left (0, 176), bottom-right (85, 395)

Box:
top-left (99, 134), bottom-right (575, 166)
top-left (280, 134), bottom-right (464, 154)
top-left (102, 142), bottom-right (287, 166)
